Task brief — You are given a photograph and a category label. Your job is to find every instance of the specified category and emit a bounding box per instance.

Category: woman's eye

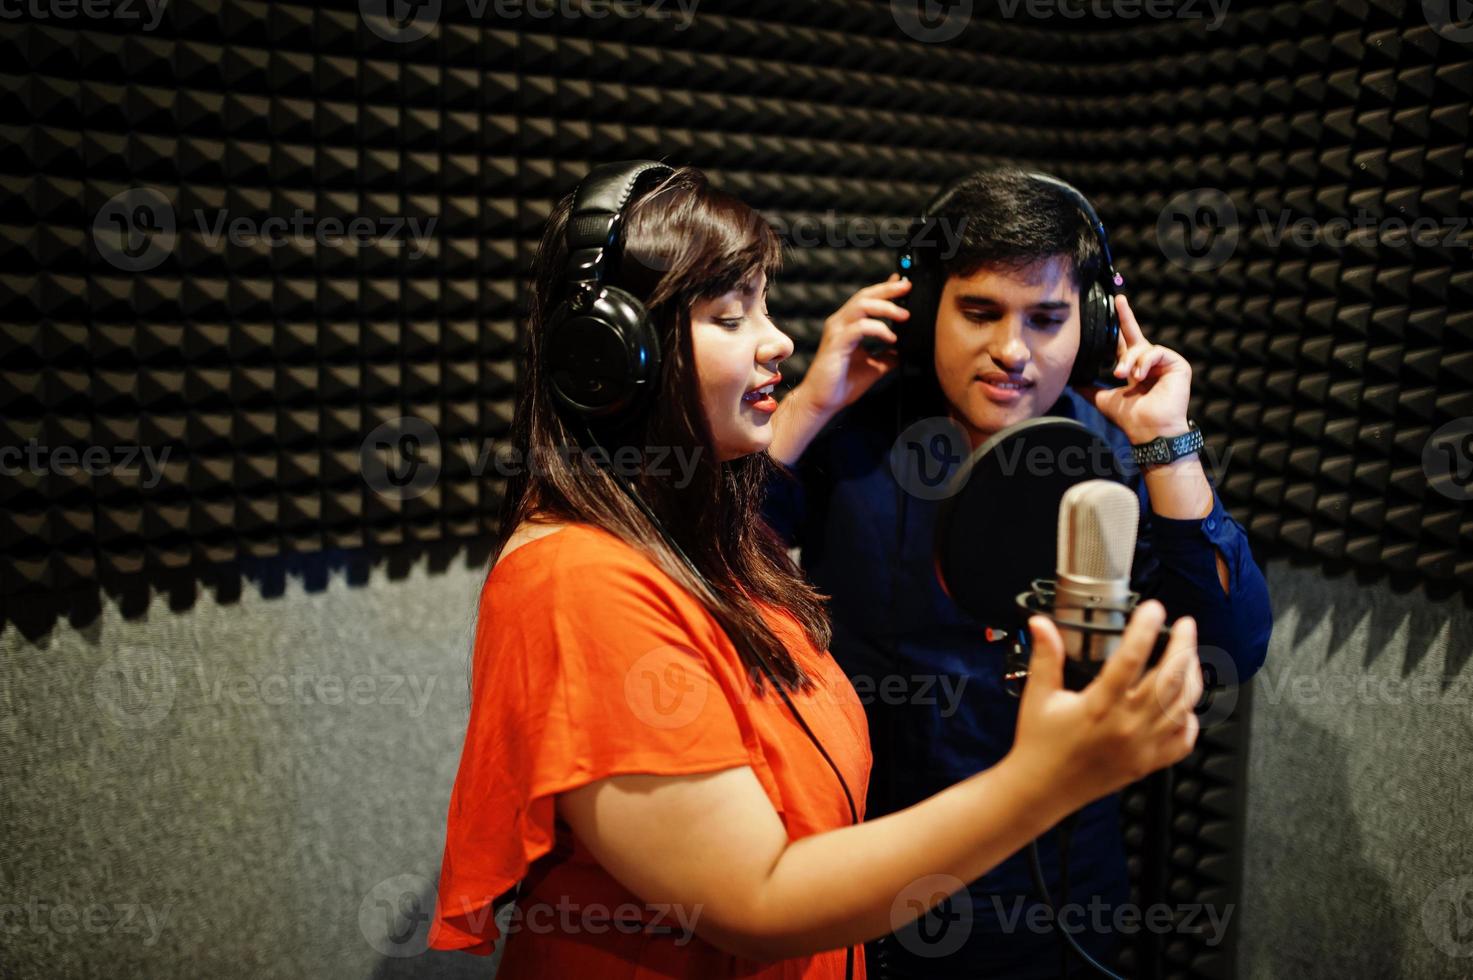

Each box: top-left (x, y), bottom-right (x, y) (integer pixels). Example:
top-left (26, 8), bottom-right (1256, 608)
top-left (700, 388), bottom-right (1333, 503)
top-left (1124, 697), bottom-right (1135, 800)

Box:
top-left (716, 316), bottom-right (744, 330)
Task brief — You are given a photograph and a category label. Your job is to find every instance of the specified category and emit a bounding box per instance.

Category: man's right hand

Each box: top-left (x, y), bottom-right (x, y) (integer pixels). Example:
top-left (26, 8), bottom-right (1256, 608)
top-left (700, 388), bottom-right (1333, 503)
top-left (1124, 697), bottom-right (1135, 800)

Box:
top-left (767, 276), bottom-right (911, 467)
top-left (799, 275), bottom-right (911, 417)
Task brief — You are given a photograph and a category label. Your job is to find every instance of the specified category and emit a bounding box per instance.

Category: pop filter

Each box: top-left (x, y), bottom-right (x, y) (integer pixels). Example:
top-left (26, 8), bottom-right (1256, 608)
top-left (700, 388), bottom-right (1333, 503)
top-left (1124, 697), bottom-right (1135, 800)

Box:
top-left (934, 417), bottom-right (1125, 627)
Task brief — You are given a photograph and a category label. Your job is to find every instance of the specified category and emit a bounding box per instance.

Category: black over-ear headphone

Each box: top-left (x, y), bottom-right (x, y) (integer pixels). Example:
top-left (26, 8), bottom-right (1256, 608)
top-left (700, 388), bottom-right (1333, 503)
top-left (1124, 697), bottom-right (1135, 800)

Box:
top-left (545, 160), bottom-right (676, 424)
top-left (894, 171), bottom-right (1125, 389)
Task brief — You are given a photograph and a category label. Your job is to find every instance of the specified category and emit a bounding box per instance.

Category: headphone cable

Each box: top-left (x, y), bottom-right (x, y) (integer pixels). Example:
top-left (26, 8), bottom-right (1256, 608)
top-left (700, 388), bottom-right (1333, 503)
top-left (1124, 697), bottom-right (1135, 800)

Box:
top-left (581, 423), bottom-right (859, 980)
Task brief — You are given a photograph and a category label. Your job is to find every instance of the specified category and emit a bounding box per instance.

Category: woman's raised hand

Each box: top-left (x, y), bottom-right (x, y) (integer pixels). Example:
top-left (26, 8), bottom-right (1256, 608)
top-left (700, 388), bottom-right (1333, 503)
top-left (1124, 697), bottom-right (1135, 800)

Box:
top-left (1009, 600), bottom-right (1203, 813)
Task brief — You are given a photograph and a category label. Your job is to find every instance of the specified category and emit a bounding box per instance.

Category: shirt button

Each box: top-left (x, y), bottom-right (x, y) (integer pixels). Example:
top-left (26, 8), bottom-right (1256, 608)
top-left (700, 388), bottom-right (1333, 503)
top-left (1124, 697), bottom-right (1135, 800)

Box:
top-left (1205, 519), bottom-right (1217, 531)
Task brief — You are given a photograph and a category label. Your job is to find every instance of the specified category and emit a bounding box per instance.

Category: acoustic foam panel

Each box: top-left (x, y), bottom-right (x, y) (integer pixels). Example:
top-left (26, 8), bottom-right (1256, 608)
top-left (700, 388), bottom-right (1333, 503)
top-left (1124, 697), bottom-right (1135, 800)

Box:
top-left (4, 3), bottom-right (1467, 595)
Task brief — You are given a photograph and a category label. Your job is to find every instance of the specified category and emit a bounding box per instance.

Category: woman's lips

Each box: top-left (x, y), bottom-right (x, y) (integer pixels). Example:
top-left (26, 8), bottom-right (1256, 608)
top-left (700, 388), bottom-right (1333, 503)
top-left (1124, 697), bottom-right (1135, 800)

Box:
top-left (742, 375), bottom-right (780, 414)
top-left (742, 387), bottom-right (778, 414)
top-left (974, 375), bottom-right (1032, 404)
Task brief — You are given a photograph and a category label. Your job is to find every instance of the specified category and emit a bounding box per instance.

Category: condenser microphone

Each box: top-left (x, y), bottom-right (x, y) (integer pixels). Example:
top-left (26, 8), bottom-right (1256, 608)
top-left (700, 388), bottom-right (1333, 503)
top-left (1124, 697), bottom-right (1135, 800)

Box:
top-left (1053, 480), bottom-right (1140, 662)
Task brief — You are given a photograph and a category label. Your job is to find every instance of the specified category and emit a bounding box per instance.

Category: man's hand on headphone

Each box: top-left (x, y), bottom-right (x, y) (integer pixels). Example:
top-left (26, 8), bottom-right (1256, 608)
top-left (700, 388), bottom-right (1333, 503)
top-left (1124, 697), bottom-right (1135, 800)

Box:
top-left (1075, 294), bottom-right (1194, 445)
top-left (789, 276), bottom-right (911, 420)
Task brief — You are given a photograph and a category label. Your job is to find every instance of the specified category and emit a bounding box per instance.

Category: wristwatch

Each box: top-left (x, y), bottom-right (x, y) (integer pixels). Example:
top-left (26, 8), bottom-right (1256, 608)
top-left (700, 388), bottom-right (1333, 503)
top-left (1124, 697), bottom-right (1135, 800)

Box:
top-left (1131, 421), bottom-right (1204, 468)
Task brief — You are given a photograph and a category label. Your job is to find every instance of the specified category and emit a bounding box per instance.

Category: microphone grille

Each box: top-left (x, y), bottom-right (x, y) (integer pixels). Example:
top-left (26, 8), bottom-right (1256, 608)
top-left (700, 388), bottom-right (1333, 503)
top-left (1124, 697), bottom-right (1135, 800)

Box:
top-left (1057, 480), bottom-right (1139, 580)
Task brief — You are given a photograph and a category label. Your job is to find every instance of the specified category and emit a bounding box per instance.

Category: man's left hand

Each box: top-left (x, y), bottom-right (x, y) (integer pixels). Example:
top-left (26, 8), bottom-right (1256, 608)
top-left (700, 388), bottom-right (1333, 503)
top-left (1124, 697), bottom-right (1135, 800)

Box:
top-left (1076, 294), bottom-right (1193, 444)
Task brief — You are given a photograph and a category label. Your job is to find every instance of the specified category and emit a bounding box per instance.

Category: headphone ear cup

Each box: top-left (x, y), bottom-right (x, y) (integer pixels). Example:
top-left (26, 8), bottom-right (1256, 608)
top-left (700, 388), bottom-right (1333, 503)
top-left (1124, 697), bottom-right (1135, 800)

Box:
top-left (1070, 282), bottom-right (1119, 387)
top-left (896, 257), bottom-right (945, 372)
top-left (545, 285), bottom-right (661, 421)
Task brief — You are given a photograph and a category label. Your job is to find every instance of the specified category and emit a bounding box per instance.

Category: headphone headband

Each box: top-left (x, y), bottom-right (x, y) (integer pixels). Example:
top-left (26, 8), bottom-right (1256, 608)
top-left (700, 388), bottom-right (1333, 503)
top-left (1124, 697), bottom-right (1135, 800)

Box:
top-left (897, 169), bottom-right (1124, 389)
top-left (564, 161), bottom-right (675, 299)
top-left (1020, 171), bottom-right (1121, 288)
top-left (545, 161), bottom-right (675, 423)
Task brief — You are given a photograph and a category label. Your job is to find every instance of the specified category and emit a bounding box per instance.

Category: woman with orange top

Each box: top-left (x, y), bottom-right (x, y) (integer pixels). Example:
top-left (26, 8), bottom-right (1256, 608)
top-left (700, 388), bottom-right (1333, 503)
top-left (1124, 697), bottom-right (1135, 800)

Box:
top-left (428, 162), bottom-right (1205, 979)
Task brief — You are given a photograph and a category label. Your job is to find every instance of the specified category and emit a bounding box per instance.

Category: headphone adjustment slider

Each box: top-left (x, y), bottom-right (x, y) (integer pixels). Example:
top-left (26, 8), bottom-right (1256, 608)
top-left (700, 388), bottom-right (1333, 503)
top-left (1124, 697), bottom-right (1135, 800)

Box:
top-left (571, 283), bottom-right (596, 312)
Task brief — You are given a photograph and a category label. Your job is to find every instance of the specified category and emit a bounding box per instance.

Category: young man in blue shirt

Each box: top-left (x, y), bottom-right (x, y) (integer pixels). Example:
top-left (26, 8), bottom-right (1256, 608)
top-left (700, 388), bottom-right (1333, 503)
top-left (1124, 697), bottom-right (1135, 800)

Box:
top-left (765, 170), bottom-right (1272, 978)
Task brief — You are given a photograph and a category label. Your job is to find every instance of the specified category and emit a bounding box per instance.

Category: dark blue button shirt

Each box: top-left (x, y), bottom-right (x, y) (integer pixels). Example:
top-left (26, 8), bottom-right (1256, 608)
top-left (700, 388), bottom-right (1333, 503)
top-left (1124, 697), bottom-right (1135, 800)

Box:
top-left (763, 379), bottom-right (1272, 978)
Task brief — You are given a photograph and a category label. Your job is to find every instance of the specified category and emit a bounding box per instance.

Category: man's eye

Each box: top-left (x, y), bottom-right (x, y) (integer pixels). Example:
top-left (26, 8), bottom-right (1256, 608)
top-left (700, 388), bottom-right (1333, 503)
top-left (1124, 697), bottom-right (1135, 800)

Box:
top-left (1030, 318), bottom-right (1066, 329)
top-left (963, 311), bottom-right (1000, 324)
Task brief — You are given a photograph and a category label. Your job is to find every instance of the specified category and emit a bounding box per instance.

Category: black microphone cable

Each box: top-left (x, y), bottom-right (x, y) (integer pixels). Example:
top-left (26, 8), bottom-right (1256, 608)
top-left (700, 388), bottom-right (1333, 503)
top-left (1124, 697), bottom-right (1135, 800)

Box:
top-left (1027, 813), bottom-right (1126, 980)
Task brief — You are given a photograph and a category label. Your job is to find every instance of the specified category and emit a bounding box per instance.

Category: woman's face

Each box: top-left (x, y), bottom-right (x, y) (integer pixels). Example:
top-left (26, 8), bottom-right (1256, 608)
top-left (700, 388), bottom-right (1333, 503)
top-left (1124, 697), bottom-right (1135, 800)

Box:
top-left (690, 272), bottom-right (794, 462)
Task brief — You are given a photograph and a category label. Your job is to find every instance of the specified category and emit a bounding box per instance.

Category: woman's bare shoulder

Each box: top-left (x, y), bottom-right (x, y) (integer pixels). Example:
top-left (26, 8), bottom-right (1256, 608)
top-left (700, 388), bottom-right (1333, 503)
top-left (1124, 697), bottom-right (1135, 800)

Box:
top-left (496, 516), bottom-right (570, 566)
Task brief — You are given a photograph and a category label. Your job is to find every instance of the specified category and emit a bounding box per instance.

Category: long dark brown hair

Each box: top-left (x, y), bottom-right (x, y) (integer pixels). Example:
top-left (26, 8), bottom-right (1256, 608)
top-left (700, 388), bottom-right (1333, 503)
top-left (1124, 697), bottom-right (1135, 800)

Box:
top-left (490, 166), bottom-right (831, 692)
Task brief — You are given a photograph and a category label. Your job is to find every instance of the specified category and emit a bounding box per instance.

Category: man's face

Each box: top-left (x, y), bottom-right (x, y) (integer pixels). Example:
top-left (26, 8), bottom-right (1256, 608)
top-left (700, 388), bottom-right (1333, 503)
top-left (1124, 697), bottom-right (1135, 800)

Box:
top-left (931, 255), bottom-right (1081, 448)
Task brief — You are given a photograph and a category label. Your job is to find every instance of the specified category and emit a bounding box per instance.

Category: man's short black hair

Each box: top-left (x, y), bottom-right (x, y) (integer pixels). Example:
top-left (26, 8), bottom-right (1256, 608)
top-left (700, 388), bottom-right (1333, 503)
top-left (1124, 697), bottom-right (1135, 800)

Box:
top-left (934, 169), bottom-right (1102, 291)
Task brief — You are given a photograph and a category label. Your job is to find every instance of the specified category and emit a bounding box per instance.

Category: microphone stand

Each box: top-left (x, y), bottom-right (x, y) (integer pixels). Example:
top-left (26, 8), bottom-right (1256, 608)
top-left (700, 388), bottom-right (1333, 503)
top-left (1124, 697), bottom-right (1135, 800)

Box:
top-left (1008, 593), bottom-right (1176, 980)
